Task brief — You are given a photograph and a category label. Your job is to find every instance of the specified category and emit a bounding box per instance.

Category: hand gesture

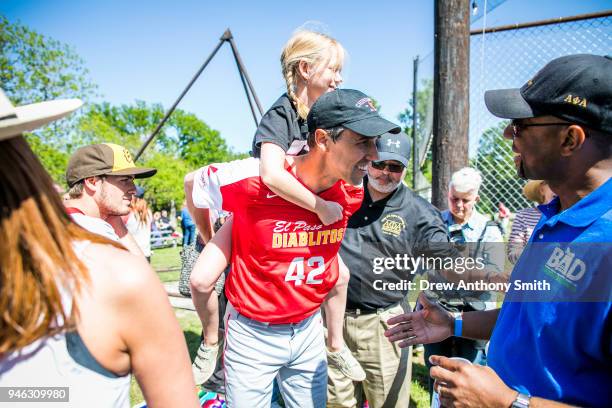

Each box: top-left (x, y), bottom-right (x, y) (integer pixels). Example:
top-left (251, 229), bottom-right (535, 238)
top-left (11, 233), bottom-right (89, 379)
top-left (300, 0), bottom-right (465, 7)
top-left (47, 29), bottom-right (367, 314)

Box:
top-left (430, 355), bottom-right (516, 408)
top-left (384, 292), bottom-right (453, 348)
top-left (316, 199), bottom-right (343, 226)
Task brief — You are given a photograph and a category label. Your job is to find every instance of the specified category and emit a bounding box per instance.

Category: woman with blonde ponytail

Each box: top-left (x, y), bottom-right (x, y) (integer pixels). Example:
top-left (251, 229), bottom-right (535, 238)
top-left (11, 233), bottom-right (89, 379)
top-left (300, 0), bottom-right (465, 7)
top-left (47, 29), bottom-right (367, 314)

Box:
top-left (0, 90), bottom-right (199, 408)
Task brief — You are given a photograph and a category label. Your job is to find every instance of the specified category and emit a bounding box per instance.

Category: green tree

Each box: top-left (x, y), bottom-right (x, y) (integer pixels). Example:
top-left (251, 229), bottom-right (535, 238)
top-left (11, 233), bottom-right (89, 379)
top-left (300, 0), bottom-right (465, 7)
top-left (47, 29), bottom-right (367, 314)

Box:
top-left (1, 14), bottom-right (97, 178)
top-left (398, 79), bottom-right (434, 188)
top-left (23, 133), bottom-right (70, 184)
top-left (1, 16), bottom-right (247, 205)
top-left (140, 151), bottom-right (192, 210)
top-left (75, 101), bottom-right (247, 209)
top-left (0, 15), bottom-right (97, 104)
top-left (471, 121), bottom-right (528, 214)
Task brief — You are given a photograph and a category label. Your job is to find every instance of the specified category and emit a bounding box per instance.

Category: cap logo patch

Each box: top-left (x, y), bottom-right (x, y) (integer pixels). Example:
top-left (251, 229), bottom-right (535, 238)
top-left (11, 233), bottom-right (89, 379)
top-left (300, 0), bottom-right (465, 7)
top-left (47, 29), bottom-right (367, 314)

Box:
top-left (355, 97), bottom-right (377, 112)
top-left (563, 94), bottom-right (587, 108)
top-left (387, 139), bottom-right (400, 148)
top-left (122, 148), bottom-right (134, 165)
top-left (106, 143), bottom-right (136, 172)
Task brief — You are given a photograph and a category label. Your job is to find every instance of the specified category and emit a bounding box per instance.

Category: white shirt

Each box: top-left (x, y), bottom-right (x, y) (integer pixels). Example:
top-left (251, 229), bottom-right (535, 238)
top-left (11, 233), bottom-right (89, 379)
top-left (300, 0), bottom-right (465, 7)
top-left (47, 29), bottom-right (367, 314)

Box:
top-left (69, 212), bottom-right (119, 242)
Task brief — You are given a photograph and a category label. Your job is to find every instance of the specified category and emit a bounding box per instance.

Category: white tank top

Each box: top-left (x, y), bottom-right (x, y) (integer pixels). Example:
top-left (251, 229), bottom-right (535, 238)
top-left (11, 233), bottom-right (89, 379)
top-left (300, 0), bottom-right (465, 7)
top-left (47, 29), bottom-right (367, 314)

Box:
top-left (0, 242), bottom-right (131, 407)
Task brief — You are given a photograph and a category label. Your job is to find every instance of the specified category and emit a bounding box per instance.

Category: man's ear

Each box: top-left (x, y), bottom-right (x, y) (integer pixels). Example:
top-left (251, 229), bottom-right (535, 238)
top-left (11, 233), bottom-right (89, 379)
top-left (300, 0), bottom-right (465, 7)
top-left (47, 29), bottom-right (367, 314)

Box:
top-left (474, 195), bottom-right (480, 203)
top-left (560, 125), bottom-right (587, 157)
top-left (314, 129), bottom-right (330, 151)
top-left (83, 176), bottom-right (101, 194)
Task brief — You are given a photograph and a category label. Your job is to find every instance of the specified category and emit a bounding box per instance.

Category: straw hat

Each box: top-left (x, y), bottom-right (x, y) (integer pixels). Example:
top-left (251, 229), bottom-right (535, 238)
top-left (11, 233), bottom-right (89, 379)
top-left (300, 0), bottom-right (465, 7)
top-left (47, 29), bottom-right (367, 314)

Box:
top-left (0, 88), bottom-right (82, 141)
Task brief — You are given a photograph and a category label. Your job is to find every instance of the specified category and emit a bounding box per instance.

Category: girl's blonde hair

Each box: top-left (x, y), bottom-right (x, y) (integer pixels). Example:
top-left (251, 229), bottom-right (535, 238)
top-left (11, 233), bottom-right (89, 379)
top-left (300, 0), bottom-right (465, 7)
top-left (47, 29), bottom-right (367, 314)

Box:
top-left (281, 29), bottom-right (345, 120)
top-left (0, 136), bottom-right (121, 354)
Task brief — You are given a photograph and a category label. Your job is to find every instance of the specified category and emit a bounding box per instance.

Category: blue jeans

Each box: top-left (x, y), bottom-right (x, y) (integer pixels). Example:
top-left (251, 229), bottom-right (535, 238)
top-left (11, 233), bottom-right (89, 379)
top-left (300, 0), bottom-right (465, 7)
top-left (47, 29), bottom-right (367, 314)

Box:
top-left (182, 225), bottom-right (196, 247)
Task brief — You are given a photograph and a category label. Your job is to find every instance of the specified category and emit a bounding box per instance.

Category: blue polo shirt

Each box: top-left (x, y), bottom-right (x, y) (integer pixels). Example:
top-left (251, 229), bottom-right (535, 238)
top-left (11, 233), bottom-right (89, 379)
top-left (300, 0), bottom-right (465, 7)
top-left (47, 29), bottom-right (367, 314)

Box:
top-left (488, 178), bottom-right (612, 407)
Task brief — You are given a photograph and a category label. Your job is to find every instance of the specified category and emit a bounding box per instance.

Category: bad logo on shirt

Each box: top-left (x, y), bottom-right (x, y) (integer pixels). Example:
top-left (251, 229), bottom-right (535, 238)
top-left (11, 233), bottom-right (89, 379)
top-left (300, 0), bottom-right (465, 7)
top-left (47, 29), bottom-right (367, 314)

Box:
top-left (544, 246), bottom-right (586, 290)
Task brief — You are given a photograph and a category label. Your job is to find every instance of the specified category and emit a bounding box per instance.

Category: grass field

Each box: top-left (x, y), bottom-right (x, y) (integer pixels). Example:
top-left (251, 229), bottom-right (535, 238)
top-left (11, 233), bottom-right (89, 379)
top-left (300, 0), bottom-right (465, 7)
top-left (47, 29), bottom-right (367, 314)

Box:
top-left (130, 307), bottom-right (431, 407)
top-left (151, 246), bottom-right (181, 282)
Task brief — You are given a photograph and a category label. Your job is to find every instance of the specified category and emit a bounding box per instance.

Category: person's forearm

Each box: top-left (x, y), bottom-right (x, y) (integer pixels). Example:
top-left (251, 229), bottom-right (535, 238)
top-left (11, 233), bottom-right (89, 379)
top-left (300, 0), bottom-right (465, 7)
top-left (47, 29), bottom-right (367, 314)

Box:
top-left (184, 171), bottom-right (213, 243)
top-left (262, 167), bottom-right (321, 213)
top-left (461, 309), bottom-right (500, 340)
top-left (192, 208), bottom-right (213, 244)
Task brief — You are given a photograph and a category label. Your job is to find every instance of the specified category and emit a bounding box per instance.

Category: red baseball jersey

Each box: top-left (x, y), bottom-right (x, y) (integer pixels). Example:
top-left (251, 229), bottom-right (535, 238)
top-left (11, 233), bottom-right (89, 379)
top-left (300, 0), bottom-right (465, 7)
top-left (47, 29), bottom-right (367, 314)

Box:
top-left (193, 157), bottom-right (363, 323)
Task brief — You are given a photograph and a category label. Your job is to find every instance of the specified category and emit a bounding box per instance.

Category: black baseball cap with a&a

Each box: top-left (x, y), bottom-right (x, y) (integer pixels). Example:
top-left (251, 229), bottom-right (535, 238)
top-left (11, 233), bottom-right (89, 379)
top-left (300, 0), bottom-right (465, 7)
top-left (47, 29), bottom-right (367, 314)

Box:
top-left (485, 54), bottom-right (612, 134)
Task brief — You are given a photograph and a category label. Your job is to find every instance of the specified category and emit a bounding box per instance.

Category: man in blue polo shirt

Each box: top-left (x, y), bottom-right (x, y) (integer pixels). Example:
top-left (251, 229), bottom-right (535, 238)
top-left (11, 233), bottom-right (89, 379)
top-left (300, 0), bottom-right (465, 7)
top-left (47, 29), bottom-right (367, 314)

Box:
top-left (384, 54), bottom-right (611, 408)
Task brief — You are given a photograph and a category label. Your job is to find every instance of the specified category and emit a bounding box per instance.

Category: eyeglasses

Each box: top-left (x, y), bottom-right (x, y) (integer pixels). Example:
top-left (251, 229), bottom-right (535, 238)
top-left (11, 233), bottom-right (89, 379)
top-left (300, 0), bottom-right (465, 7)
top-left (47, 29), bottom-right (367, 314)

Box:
top-left (510, 120), bottom-right (570, 138)
top-left (370, 161), bottom-right (405, 173)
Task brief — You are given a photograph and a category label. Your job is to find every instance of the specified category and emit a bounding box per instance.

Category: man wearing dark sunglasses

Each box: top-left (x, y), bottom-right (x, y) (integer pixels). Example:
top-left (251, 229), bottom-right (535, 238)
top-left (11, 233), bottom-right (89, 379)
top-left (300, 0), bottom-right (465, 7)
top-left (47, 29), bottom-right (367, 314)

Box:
top-left (328, 132), bottom-right (450, 407)
top-left (385, 54), bottom-right (612, 408)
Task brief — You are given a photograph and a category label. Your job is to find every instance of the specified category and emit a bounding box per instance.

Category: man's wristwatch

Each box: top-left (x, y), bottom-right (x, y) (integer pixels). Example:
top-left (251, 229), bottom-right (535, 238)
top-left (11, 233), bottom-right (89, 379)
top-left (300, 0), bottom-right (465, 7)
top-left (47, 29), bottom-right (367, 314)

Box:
top-left (511, 392), bottom-right (531, 408)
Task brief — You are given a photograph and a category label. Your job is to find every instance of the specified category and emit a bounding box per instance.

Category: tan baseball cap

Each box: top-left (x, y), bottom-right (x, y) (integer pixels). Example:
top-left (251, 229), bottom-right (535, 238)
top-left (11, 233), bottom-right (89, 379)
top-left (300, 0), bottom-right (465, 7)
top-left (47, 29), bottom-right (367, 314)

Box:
top-left (66, 143), bottom-right (157, 187)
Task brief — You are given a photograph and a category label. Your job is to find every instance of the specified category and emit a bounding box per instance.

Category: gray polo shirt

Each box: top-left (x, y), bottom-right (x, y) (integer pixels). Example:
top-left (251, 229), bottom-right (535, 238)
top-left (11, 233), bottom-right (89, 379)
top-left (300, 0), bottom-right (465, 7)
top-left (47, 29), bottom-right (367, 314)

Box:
top-left (341, 177), bottom-right (450, 310)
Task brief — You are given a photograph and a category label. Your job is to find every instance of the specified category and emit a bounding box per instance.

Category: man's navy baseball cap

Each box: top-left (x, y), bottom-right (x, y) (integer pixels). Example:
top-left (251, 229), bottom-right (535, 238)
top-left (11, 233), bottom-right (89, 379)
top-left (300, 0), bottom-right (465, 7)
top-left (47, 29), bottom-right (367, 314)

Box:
top-left (485, 54), bottom-right (612, 134)
top-left (308, 89), bottom-right (401, 137)
top-left (376, 132), bottom-right (411, 167)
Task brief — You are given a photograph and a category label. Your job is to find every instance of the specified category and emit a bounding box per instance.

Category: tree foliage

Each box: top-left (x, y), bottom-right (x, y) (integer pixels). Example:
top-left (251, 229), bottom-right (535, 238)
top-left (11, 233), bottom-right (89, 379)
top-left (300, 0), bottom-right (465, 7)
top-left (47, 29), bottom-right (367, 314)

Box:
top-left (472, 121), bottom-right (528, 214)
top-left (1, 16), bottom-right (247, 210)
top-left (398, 79), bottom-right (434, 188)
top-left (0, 15), bottom-right (98, 104)
top-left (75, 101), bottom-right (247, 209)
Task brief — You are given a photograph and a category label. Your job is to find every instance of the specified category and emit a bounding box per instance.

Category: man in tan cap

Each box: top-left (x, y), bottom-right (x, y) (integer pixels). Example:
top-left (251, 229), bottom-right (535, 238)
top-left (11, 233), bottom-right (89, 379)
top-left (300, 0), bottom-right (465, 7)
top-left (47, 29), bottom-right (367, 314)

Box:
top-left (64, 143), bottom-right (156, 255)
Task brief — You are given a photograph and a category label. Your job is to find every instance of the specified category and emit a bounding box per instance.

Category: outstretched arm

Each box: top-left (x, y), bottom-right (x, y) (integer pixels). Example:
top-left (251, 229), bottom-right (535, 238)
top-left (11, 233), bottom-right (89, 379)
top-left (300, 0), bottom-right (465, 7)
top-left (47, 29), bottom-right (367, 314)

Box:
top-left (384, 292), bottom-right (499, 348)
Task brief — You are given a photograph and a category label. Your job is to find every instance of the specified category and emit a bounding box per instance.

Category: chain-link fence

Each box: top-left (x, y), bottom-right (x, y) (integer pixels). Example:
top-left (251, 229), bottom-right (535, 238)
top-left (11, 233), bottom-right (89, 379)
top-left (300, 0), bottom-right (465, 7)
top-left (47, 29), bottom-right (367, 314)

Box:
top-left (411, 12), bottom-right (612, 214)
top-left (470, 13), bottom-right (611, 214)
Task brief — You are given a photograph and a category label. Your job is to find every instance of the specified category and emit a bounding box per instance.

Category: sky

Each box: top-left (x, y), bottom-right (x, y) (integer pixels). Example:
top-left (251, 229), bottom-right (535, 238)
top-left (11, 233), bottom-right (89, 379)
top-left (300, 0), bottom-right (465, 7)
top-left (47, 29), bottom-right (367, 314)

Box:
top-left (3, 0), bottom-right (610, 153)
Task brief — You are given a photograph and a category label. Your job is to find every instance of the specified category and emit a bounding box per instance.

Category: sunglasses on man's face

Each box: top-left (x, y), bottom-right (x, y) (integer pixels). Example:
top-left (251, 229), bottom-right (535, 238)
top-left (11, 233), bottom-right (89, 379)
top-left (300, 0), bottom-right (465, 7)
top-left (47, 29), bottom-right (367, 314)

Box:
top-left (510, 120), bottom-right (570, 138)
top-left (370, 161), bottom-right (405, 173)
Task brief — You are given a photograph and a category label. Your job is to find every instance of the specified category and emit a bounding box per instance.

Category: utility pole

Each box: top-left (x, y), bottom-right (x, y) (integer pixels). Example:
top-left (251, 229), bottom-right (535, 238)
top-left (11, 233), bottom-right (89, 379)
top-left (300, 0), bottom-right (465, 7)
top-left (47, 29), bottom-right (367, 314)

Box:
top-left (411, 56), bottom-right (419, 190)
top-left (431, 0), bottom-right (470, 209)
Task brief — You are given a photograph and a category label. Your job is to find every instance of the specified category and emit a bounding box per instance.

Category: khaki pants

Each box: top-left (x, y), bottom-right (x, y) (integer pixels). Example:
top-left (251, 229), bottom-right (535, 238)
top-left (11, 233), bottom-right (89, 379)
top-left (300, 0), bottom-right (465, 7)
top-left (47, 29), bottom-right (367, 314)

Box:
top-left (327, 303), bottom-right (411, 408)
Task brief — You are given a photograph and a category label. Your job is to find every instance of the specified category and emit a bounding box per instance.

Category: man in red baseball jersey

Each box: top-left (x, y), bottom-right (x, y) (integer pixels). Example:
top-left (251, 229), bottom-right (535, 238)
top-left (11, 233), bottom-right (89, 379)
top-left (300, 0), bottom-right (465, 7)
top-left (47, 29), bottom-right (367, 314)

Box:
top-left (188, 89), bottom-right (400, 407)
